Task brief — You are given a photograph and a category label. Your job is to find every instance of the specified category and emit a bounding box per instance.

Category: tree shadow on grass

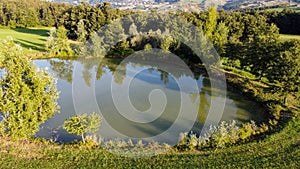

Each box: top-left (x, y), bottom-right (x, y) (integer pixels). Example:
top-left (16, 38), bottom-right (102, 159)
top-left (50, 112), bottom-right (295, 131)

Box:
top-left (14, 38), bottom-right (46, 52)
top-left (12, 28), bottom-right (49, 37)
top-left (38, 38), bottom-right (47, 42)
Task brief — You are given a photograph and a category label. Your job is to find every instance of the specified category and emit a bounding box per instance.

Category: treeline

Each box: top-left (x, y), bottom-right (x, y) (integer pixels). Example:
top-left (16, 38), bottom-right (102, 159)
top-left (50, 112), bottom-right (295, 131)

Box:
top-left (0, 0), bottom-right (71, 27)
top-left (240, 8), bottom-right (300, 35)
top-left (263, 9), bottom-right (300, 35)
top-left (0, 0), bottom-right (127, 28)
top-left (1, 0), bottom-right (300, 36)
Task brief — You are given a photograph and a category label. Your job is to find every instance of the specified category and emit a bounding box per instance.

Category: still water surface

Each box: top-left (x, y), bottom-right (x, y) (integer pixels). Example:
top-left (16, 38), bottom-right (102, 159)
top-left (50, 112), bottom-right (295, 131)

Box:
top-left (34, 58), bottom-right (265, 143)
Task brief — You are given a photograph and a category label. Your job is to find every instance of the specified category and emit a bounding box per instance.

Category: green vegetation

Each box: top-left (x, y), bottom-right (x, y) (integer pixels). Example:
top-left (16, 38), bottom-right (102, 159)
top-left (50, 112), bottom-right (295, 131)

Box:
top-left (0, 0), bottom-right (72, 28)
top-left (0, 0), bottom-right (299, 168)
top-left (0, 117), bottom-right (298, 168)
top-left (46, 26), bottom-right (74, 57)
top-left (264, 6), bottom-right (300, 12)
top-left (0, 28), bottom-right (49, 55)
top-left (63, 112), bottom-right (102, 143)
top-left (280, 34), bottom-right (300, 41)
top-left (0, 38), bottom-right (59, 138)
top-left (264, 9), bottom-right (300, 35)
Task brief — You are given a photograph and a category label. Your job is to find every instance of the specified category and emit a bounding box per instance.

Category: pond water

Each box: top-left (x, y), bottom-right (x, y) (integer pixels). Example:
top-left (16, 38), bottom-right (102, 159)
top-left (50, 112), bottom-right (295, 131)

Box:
top-left (34, 58), bottom-right (265, 143)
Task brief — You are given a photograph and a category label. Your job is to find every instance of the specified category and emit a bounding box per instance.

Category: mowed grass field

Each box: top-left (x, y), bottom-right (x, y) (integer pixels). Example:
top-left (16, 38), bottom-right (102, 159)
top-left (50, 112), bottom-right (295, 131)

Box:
top-left (265, 7), bottom-right (300, 12)
top-left (280, 34), bottom-right (300, 41)
top-left (0, 27), bottom-right (49, 55)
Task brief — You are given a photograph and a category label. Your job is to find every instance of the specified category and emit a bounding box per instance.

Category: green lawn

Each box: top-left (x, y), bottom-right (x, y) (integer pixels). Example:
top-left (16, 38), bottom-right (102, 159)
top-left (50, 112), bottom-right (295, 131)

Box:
top-left (280, 34), bottom-right (300, 41)
top-left (264, 7), bottom-right (300, 12)
top-left (0, 117), bottom-right (298, 168)
top-left (0, 27), bottom-right (49, 55)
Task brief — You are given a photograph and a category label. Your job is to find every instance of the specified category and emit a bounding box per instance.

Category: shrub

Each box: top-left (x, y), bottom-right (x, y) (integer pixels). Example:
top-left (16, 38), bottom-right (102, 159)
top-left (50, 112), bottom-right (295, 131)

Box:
top-left (144, 43), bottom-right (152, 51)
top-left (63, 112), bottom-right (102, 143)
top-left (210, 121), bottom-right (231, 148)
top-left (239, 121), bottom-right (259, 140)
top-left (188, 132), bottom-right (198, 150)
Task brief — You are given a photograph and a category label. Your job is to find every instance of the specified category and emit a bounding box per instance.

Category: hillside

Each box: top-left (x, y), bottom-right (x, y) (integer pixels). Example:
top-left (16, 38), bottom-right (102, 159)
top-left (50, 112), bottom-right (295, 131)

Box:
top-left (47, 0), bottom-right (300, 11)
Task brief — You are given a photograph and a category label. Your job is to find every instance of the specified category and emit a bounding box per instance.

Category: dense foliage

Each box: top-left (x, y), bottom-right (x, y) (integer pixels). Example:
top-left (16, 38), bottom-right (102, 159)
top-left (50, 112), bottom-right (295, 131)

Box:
top-left (0, 0), bottom-right (72, 27)
top-left (63, 112), bottom-right (102, 143)
top-left (0, 0), bottom-right (299, 35)
top-left (0, 38), bottom-right (59, 138)
top-left (264, 9), bottom-right (300, 35)
top-left (0, 0), bottom-right (129, 34)
top-left (46, 26), bottom-right (74, 56)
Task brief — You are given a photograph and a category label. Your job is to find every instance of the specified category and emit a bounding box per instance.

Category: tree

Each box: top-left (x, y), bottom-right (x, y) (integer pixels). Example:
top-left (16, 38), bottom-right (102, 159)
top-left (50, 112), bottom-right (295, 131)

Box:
top-left (76, 19), bottom-right (88, 43)
top-left (266, 40), bottom-right (300, 103)
top-left (88, 32), bottom-right (106, 57)
top-left (204, 7), bottom-right (217, 41)
top-left (63, 112), bottom-right (102, 143)
top-left (129, 23), bottom-right (138, 36)
top-left (160, 33), bottom-right (172, 52)
top-left (0, 38), bottom-right (59, 138)
top-left (213, 22), bottom-right (229, 56)
top-left (242, 15), bottom-right (280, 78)
top-left (203, 7), bottom-right (229, 57)
top-left (46, 26), bottom-right (74, 57)
top-left (61, 2), bottom-right (105, 39)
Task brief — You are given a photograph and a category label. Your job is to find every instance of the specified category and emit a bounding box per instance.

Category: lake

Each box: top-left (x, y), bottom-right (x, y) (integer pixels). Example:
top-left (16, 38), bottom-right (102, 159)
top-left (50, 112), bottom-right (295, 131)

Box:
top-left (34, 58), bottom-right (265, 144)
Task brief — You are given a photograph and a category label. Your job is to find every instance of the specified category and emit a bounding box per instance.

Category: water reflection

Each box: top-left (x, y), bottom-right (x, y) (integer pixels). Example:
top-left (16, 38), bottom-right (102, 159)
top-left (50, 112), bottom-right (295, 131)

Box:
top-left (34, 58), bottom-right (265, 143)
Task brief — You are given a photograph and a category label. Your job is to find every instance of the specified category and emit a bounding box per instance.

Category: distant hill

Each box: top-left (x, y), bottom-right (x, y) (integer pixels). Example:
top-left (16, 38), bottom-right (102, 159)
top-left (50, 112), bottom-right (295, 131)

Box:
top-left (46, 0), bottom-right (300, 11)
top-left (221, 0), bottom-right (300, 10)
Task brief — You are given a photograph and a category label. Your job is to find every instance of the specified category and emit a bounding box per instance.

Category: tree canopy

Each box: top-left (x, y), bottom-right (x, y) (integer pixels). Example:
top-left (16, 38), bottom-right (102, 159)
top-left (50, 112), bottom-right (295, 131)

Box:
top-left (0, 38), bottom-right (59, 138)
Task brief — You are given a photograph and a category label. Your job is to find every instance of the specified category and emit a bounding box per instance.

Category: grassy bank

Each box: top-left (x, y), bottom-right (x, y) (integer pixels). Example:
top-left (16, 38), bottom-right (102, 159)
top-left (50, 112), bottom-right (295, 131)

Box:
top-left (0, 27), bottom-right (49, 56)
top-left (0, 117), bottom-right (298, 168)
top-left (279, 34), bottom-right (300, 41)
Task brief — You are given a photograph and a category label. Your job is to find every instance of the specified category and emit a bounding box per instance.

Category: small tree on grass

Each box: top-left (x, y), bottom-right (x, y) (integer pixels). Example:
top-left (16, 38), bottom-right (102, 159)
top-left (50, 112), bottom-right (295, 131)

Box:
top-left (0, 37), bottom-right (59, 138)
top-left (76, 20), bottom-right (88, 43)
top-left (63, 112), bottom-right (102, 143)
top-left (46, 26), bottom-right (74, 57)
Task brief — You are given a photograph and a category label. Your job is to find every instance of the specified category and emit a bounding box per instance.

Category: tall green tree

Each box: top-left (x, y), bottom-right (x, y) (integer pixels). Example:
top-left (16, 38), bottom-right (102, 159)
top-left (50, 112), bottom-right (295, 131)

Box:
top-left (204, 7), bottom-right (217, 40)
top-left (266, 40), bottom-right (300, 103)
top-left (0, 38), bottom-right (59, 138)
top-left (46, 26), bottom-right (74, 57)
top-left (202, 7), bottom-right (229, 64)
top-left (76, 19), bottom-right (87, 43)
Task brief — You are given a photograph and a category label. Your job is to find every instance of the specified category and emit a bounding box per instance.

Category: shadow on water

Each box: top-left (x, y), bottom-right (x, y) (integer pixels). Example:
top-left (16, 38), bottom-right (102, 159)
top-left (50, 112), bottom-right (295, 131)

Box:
top-left (133, 117), bottom-right (174, 138)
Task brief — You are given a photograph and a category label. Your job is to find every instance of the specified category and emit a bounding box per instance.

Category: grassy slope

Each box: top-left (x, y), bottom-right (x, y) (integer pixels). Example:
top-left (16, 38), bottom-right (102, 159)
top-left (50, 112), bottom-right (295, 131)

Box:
top-left (0, 28), bottom-right (49, 55)
top-left (280, 34), bottom-right (300, 41)
top-left (264, 7), bottom-right (300, 12)
top-left (0, 118), bottom-right (298, 168)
